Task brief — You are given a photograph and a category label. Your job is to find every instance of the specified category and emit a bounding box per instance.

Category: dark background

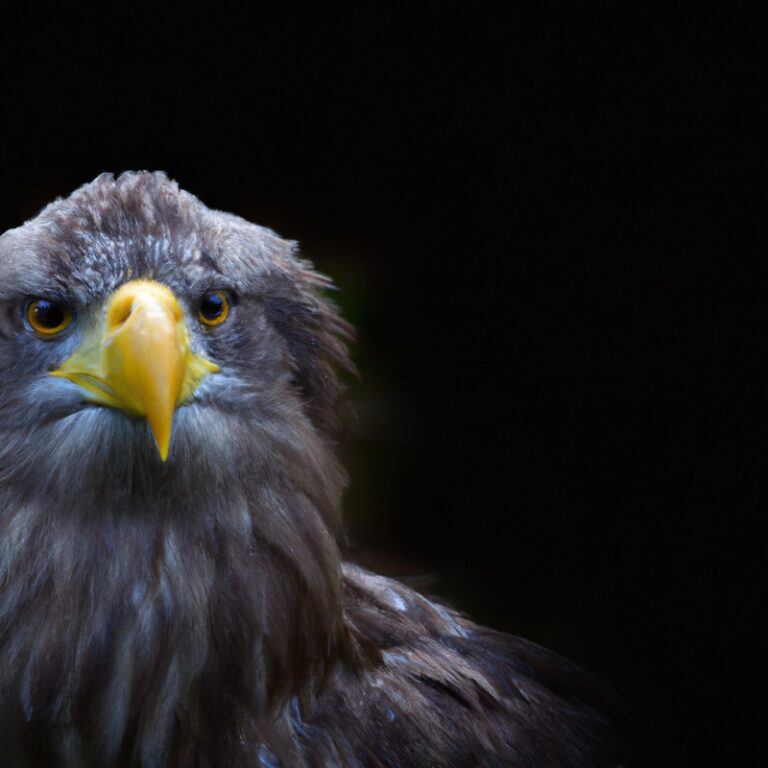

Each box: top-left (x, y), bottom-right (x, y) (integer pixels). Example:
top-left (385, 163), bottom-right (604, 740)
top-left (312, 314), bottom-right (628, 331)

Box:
top-left (2, 6), bottom-right (762, 765)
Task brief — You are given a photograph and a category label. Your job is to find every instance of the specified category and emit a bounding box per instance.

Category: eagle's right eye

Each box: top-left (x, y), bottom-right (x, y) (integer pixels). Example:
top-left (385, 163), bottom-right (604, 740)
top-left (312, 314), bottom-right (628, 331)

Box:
top-left (25, 298), bottom-right (73, 336)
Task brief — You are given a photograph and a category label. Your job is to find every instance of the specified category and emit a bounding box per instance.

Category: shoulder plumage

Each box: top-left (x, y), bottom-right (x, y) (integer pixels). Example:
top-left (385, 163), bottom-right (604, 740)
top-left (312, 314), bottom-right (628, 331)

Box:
top-left (287, 565), bottom-right (630, 768)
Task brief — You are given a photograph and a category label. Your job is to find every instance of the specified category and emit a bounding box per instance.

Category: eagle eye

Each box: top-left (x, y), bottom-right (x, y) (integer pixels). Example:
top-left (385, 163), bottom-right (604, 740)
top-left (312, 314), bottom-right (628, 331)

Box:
top-left (25, 298), bottom-right (73, 336)
top-left (198, 290), bottom-right (230, 327)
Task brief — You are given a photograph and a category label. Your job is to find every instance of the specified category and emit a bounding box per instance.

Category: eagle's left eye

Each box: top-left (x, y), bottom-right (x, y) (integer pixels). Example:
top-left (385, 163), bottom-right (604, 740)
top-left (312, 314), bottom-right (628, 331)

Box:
top-left (198, 290), bottom-right (230, 327)
top-left (25, 298), bottom-right (73, 336)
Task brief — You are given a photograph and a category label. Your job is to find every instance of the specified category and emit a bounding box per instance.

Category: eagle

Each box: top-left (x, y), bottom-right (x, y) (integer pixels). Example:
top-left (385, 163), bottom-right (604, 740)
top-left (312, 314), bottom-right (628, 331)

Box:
top-left (0, 173), bottom-right (629, 767)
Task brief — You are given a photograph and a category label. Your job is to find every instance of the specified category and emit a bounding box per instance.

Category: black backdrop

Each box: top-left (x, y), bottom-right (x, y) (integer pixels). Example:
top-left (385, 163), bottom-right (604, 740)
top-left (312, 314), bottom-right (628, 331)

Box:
top-left (1, 6), bottom-right (762, 765)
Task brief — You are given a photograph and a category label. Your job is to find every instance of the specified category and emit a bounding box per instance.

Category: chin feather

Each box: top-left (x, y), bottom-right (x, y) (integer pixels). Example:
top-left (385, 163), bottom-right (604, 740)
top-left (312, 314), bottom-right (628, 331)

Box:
top-left (0, 393), bottom-right (353, 766)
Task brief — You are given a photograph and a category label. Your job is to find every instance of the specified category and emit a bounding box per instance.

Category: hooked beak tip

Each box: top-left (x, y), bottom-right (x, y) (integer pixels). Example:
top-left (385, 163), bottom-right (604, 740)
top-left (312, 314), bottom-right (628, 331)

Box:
top-left (146, 409), bottom-right (173, 462)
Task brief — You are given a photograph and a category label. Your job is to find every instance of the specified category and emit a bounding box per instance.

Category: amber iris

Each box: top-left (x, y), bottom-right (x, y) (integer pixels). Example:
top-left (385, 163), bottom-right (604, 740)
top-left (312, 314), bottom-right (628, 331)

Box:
top-left (198, 291), bottom-right (230, 326)
top-left (26, 299), bottom-right (73, 335)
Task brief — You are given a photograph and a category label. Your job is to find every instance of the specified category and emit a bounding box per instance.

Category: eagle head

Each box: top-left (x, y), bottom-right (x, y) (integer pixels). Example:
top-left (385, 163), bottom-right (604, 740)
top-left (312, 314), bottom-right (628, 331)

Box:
top-left (0, 172), bottom-right (355, 765)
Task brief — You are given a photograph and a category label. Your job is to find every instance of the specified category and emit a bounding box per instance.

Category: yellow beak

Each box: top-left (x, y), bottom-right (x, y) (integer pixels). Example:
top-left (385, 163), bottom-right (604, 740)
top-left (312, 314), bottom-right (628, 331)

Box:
top-left (51, 280), bottom-right (219, 461)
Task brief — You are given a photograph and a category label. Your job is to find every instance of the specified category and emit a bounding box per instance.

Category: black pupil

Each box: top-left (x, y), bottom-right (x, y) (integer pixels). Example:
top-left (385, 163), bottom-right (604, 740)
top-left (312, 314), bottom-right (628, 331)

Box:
top-left (33, 300), bottom-right (65, 328)
top-left (200, 293), bottom-right (225, 319)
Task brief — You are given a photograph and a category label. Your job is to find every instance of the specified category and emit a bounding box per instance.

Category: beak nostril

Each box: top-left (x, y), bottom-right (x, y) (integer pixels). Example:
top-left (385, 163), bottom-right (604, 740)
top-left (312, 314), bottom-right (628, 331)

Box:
top-left (107, 281), bottom-right (185, 333)
top-left (111, 302), bottom-right (133, 329)
top-left (107, 288), bottom-right (156, 331)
